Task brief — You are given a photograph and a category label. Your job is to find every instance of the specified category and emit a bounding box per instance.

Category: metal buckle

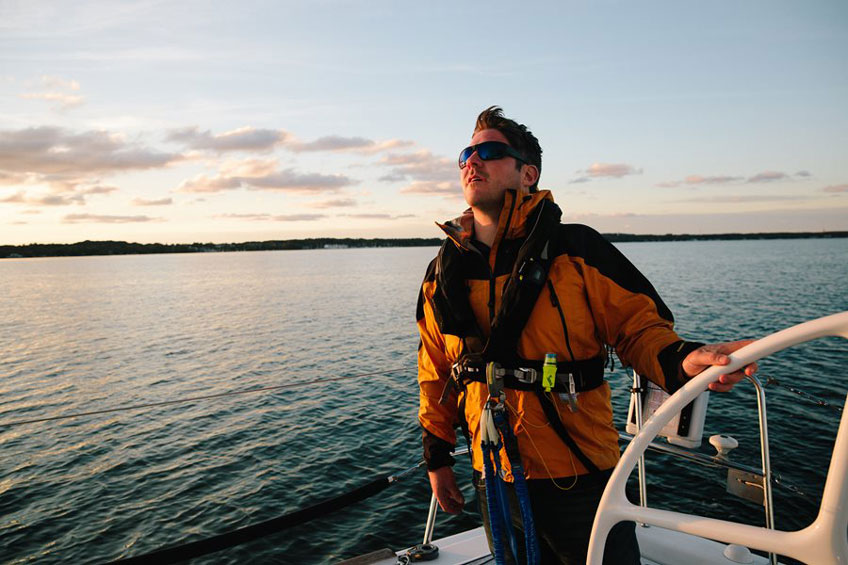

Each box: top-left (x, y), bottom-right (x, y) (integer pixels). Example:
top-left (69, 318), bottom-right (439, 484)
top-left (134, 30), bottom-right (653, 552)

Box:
top-left (485, 362), bottom-right (504, 399)
top-left (450, 362), bottom-right (463, 381)
top-left (513, 367), bottom-right (538, 384)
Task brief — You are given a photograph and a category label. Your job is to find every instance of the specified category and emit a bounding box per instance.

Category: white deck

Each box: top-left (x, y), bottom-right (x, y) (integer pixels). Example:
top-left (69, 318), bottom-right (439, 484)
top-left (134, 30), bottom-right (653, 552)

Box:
top-left (351, 524), bottom-right (775, 564)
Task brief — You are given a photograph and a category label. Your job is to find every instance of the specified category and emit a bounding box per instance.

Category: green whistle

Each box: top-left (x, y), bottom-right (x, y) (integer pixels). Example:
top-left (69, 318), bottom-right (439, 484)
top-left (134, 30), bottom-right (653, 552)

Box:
top-left (542, 353), bottom-right (557, 392)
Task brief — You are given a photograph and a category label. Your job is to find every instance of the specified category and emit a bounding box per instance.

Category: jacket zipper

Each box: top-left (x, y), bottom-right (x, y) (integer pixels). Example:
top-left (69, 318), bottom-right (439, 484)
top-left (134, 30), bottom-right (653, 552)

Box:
top-left (547, 280), bottom-right (577, 361)
top-left (487, 194), bottom-right (517, 325)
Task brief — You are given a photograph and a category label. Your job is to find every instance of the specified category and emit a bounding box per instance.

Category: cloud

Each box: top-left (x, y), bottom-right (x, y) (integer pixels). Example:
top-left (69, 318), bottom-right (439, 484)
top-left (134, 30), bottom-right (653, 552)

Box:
top-left (561, 207), bottom-right (848, 234)
top-left (177, 174), bottom-right (242, 193)
top-left (81, 185), bottom-right (118, 195)
top-left (824, 184), bottom-right (848, 193)
top-left (0, 181), bottom-right (117, 206)
top-left (20, 92), bottom-right (85, 109)
top-left (400, 180), bottom-right (461, 196)
top-left (0, 192), bottom-right (26, 203)
top-left (676, 194), bottom-right (809, 203)
top-left (746, 171), bottom-right (789, 183)
top-left (167, 126), bottom-right (286, 152)
top-left (0, 190), bottom-right (85, 206)
top-left (290, 136), bottom-right (413, 154)
top-left (63, 213), bottom-right (159, 223)
top-left (578, 163), bottom-right (642, 179)
top-left (244, 169), bottom-right (353, 193)
top-left (271, 214), bottom-right (327, 222)
top-left (379, 150), bottom-right (457, 196)
top-left (216, 213), bottom-right (327, 222)
top-left (308, 198), bottom-right (359, 208)
top-left (378, 172), bottom-right (408, 182)
top-left (339, 213), bottom-right (402, 220)
top-left (132, 197), bottom-right (173, 206)
top-left (0, 127), bottom-right (179, 177)
top-left (177, 166), bottom-right (354, 194)
top-left (659, 170), bottom-right (806, 188)
top-left (38, 76), bottom-right (81, 90)
top-left (657, 175), bottom-right (744, 188)
top-left (218, 158), bottom-right (279, 178)
top-left (19, 75), bottom-right (84, 110)
top-left (684, 175), bottom-right (742, 185)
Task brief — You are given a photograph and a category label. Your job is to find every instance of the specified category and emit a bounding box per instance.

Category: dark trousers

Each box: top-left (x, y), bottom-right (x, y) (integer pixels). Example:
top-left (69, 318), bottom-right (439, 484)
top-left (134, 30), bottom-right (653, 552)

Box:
top-left (474, 470), bottom-right (640, 565)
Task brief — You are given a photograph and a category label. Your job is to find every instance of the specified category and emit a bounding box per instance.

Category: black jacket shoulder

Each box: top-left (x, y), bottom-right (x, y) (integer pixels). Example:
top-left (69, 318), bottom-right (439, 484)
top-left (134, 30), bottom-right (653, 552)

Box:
top-left (551, 223), bottom-right (674, 323)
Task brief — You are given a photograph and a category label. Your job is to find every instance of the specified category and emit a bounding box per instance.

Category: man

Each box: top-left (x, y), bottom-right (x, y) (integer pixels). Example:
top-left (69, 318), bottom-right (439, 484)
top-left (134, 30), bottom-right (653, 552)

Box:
top-left (416, 106), bottom-right (756, 564)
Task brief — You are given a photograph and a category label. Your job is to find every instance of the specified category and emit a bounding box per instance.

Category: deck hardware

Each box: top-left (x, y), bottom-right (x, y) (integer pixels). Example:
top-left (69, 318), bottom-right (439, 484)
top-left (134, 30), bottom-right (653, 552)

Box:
top-left (709, 434), bottom-right (739, 458)
top-left (397, 543), bottom-right (439, 563)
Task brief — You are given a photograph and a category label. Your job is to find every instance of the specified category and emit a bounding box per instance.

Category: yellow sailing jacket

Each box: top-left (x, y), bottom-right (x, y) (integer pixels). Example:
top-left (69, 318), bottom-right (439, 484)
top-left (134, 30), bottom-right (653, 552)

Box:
top-left (417, 189), bottom-right (700, 480)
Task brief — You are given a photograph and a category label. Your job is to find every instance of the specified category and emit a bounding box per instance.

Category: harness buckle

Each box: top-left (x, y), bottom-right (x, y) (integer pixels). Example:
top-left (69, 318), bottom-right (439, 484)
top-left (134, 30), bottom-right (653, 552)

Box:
top-left (512, 367), bottom-right (538, 384)
top-left (439, 359), bottom-right (478, 405)
top-left (557, 372), bottom-right (580, 413)
top-left (485, 361), bottom-right (504, 400)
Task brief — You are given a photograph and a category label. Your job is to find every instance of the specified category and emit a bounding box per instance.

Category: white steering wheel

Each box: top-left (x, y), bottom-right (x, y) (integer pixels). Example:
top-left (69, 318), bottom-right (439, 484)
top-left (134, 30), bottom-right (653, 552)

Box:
top-left (587, 311), bottom-right (848, 565)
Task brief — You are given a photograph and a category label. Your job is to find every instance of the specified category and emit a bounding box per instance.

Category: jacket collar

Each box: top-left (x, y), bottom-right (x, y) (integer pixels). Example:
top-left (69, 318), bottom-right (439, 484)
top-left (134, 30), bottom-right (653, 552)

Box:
top-left (436, 189), bottom-right (556, 252)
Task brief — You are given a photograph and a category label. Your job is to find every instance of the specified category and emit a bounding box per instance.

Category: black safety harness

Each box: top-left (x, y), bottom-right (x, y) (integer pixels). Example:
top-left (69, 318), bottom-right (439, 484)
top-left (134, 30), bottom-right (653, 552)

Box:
top-left (431, 194), bottom-right (604, 475)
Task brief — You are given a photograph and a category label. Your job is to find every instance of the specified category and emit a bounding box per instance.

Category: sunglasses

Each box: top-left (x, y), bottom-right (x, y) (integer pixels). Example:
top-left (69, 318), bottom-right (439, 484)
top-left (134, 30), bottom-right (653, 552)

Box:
top-left (458, 141), bottom-right (528, 169)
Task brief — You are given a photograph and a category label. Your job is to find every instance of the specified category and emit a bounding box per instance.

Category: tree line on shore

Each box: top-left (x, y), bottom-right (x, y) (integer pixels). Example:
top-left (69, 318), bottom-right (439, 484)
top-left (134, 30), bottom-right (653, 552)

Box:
top-left (2, 232), bottom-right (846, 259)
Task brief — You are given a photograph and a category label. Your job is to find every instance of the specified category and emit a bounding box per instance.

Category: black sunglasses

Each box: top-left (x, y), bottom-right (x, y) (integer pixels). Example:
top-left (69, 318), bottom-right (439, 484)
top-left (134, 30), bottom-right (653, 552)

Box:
top-left (458, 141), bottom-right (528, 169)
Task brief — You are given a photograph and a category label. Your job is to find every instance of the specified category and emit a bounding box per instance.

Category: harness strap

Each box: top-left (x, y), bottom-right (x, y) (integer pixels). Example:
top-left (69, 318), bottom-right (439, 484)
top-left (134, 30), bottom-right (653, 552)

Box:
top-left (452, 356), bottom-right (605, 393)
top-left (534, 389), bottom-right (602, 474)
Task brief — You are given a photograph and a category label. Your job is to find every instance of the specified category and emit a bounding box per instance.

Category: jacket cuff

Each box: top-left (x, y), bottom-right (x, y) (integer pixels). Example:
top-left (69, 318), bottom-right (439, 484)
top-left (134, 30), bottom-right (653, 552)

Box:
top-left (658, 340), bottom-right (705, 394)
top-left (422, 428), bottom-right (455, 471)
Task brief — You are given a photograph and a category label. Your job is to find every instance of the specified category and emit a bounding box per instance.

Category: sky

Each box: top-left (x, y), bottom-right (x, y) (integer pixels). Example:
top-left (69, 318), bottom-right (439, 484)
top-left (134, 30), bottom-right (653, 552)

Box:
top-left (1, 0), bottom-right (847, 245)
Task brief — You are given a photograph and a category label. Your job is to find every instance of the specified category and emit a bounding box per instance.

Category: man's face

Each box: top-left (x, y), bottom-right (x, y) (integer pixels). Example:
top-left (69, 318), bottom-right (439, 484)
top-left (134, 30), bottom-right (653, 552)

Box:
top-left (461, 128), bottom-right (524, 214)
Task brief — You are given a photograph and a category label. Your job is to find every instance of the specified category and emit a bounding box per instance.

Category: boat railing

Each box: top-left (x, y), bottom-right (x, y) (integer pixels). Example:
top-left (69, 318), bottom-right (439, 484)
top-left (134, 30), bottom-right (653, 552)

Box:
top-left (422, 430), bottom-right (787, 550)
top-left (630, 370), bottom-right (777, 563)
top-left (588, 311), bottom-right (848, 565)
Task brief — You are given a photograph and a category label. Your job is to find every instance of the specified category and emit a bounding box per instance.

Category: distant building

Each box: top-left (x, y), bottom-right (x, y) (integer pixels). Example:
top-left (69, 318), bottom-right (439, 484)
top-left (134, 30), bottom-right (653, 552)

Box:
top-left (323, 244), bottom-right (349, 249)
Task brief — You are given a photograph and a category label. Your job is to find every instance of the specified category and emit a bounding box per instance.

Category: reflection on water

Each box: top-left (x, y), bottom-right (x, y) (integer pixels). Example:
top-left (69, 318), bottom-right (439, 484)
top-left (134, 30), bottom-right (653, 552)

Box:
top-left (0, 240), bottom-right (846, 563)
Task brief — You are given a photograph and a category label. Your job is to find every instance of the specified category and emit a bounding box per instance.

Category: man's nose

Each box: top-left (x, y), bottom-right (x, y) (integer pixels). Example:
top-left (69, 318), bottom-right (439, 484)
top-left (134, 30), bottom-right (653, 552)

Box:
top-left (465, 149), bottom-right (484, 168)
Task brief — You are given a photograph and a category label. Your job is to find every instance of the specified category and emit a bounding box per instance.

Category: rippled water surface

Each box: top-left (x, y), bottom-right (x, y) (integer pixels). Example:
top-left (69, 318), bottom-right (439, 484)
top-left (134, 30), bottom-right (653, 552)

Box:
top-left (1, 239), bottom-right (846, 564)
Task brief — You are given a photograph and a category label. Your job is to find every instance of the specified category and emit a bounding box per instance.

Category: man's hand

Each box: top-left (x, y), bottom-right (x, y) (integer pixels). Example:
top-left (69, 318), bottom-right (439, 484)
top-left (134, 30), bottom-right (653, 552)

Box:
top-left (682, 340), bottom-right (758, 392)
top-left (428, 466), bottom-right (465, 514)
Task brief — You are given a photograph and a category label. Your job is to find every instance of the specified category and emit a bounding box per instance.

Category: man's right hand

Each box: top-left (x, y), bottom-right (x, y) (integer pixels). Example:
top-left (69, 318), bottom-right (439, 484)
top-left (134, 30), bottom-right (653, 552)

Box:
top-left (428, 466), bottom-right (465, 514)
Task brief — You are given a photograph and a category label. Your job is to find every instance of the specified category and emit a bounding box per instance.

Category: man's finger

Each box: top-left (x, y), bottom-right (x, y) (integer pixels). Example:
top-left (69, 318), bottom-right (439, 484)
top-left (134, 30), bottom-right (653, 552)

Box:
top-left (708, 381), bottom-right (734, 392)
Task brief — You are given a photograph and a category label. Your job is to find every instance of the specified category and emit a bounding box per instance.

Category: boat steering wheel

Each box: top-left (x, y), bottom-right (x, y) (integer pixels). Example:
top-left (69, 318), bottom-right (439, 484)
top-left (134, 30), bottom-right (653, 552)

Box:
top-left (587, 311), bottom-right (848, 565)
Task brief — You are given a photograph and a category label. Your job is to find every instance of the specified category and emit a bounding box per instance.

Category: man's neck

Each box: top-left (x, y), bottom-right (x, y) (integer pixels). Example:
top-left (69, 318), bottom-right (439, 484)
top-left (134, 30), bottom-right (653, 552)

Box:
top-left (471, 206), bottom-right (500, 247)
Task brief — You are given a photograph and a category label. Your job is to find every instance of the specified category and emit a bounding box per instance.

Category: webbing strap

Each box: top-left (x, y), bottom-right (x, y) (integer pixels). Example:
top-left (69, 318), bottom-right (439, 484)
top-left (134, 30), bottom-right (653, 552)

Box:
top-left (534, 389), bottom-right (601, 474)
top-left (456, 357), bottom-right (605, 393)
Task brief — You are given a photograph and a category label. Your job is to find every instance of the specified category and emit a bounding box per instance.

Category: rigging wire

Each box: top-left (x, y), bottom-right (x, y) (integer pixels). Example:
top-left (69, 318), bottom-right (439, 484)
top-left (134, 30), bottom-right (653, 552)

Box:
top-left (0, 367), bottom-right (410, 429)
top-left (765, 375), bottom-right (843, 413)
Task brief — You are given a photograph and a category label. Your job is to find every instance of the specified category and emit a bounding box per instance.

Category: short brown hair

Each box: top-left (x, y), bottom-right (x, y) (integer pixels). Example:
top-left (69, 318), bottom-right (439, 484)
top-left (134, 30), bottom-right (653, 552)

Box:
top-left (474, 106), bottom-right (542, 192)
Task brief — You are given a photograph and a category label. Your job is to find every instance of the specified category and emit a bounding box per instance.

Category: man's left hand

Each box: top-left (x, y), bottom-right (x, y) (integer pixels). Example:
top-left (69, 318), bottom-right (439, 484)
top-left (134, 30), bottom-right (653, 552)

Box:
top-left (682, 340), bottom-right (758, 392)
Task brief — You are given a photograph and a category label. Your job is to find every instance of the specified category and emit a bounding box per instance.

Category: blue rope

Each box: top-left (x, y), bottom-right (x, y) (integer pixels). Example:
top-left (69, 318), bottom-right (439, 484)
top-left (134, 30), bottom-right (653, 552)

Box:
top-left (482, 442), bottom-right (506, 565)
top-left (491, 447), bottom-right (519, 559)
top-left (508, 461), bottom-right (539, 564)
top-left (491, 406), bottom-right (541, 565)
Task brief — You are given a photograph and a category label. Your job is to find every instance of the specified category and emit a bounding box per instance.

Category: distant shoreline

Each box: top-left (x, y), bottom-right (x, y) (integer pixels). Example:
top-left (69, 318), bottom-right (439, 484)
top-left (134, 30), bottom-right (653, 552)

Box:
top-left (2, 231), bottom-right (846, 259)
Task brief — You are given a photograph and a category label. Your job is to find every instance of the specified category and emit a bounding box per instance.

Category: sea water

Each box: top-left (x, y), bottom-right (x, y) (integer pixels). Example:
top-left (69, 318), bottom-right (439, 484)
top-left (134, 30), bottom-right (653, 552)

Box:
top-left (0, 238), bottom-right (846, 564)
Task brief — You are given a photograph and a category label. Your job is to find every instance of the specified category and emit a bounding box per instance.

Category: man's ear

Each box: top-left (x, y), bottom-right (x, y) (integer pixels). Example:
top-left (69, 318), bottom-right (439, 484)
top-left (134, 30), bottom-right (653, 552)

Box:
top-left (521, 164), bottom-right (539, 190)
